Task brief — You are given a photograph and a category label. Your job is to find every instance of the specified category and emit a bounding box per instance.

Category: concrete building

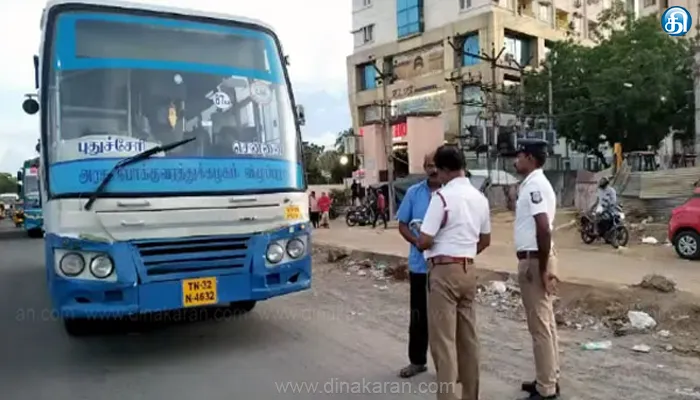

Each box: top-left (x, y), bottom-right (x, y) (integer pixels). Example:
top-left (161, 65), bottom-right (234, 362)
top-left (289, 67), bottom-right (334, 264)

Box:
top-left (347, 0), bottom-right (611, 180)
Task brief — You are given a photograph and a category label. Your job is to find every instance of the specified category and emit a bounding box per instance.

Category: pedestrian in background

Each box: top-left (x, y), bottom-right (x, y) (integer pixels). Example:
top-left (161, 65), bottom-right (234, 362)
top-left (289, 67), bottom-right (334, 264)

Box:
top-left (416, 145), bottom-right (491, 400)
top-left (512, 139), bottom-right (560, 400)
top-left (395, 152), bottom-right (441, 379)
top-left (351, 180), bottom-right (360, 206)
top-left (318, 192), bottom-right (331, 228)
top-left (309, 191), bottom-right (320, 228)
top-left (372, 189), bottom-right (388, 229)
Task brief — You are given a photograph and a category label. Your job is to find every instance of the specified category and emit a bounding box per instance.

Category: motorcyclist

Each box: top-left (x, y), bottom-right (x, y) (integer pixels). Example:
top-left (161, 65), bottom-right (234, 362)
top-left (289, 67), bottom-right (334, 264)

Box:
top-left (592, 177), bottom-right (618, 236)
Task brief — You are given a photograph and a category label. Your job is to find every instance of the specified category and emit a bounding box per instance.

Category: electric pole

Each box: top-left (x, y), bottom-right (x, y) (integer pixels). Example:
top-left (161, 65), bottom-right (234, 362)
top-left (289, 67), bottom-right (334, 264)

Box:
top-left (369, 57), bottom-right (397, 219)
top-left (447, 37), bottom-right (527, 175)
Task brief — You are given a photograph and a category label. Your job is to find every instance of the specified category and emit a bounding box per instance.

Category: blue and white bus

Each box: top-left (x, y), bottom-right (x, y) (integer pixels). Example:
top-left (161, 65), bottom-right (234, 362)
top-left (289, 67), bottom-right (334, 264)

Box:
top-left (17, 157), bottom-right (44, 237)
top-left (22, 0), bottom-right (311, 336)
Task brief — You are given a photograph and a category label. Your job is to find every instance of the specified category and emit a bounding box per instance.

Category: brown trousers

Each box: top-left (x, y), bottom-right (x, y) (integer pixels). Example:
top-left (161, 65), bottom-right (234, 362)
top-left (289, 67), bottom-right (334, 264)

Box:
top-left (427, 261), bottom-right (479, 400)
top-left (517, 255), bottom-right (560, 397)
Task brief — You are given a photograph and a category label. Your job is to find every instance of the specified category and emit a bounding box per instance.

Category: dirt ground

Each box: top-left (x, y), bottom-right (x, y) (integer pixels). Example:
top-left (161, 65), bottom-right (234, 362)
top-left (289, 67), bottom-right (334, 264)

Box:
top-left (310, 248), bottom-right (700, 399)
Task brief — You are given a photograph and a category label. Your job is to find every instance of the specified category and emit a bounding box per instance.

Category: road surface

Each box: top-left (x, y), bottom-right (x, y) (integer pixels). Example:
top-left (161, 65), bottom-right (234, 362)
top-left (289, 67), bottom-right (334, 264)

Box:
top-left (0, 225), bottom-right (698, 399)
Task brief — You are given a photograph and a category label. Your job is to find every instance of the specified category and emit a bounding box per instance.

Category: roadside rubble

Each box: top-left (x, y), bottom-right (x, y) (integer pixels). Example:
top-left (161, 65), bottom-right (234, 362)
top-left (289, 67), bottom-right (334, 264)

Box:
top-left (634, 274), bottom-right (677, 293)
top-left (322, 248), bottom-right (698, 358)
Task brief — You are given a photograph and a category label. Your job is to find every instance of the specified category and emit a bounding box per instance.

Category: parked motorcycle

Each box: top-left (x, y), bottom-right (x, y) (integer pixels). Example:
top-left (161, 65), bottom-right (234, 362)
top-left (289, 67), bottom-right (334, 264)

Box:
top-left (345, 204), bottom-right (374, 227)
top-left (579, 205), bottom-right (629, 248)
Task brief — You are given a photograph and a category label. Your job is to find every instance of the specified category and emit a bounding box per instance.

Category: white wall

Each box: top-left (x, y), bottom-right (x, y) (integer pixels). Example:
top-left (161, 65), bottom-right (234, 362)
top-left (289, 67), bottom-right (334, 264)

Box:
top-left (352, 0), bottom-right (397, 49)
top-left (351, 0), bottom-right (497, 52)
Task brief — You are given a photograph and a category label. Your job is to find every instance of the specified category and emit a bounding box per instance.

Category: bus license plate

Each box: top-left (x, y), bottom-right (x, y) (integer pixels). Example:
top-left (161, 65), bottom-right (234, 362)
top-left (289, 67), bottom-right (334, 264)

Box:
top-left (284, 205), bottom-right (301, 220)
top-left (182, 277), bottom-right (217, 307)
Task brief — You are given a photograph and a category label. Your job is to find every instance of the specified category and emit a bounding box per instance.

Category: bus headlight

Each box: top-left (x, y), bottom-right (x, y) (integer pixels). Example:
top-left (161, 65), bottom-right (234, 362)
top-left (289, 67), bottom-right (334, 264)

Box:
top-left (286, 238), bottom-right (305, 259)
top-left (89, 255), bottom-right (114, 278)
top-left (266, 243), bottom-right (285, 264)
top-left (60, 253), bottom-right (85, 276)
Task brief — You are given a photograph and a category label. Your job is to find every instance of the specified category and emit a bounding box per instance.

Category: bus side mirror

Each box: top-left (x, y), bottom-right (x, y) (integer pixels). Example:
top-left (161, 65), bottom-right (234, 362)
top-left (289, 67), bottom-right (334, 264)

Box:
top-left (296, 105), bottom-right (305, 126)
top-left (22, 97), bottom-right (39, 115)
top-left (16, 183), bottom-right (22, 196)
top-left (16, 171), bottom-right (22, 182)
top-left (33, 55), bottom-right (39, 89)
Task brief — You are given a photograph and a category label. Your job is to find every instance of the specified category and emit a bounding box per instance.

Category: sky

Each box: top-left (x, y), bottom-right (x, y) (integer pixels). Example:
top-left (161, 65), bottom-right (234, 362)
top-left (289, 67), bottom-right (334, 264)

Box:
top-left (0, 0), bottom-right (352, 173)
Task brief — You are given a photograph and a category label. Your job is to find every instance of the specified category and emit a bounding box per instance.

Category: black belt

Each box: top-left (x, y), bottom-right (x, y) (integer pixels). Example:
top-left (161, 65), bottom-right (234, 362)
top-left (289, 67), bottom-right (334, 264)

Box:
top-left (516, 251), bottom-right (540, 260)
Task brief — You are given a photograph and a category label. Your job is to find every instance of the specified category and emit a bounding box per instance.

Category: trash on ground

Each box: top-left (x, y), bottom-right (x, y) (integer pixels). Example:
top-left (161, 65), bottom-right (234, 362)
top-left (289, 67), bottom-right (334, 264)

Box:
top-left (632, 344), bottom-right (651, 353)
top-left (357, 270), bottom-right (367, 277)
top-left (641, 236), bottom-right (659, 244)
top-left (487, 280), bottom-right (507, 294)
top-left (675, 388), bottom-right (700, 398)
top-left (657, 329), bottom-right (671, 338)
top-left (628, 310), bottom-right (657, 330)
top-left (581, 340), bottom-right (612, 350)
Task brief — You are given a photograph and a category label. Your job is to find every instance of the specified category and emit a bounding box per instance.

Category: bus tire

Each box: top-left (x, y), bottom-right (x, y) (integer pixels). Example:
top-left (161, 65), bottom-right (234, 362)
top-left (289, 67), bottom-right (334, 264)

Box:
top-left (63, 318), bottom-right (93, 337)
top-left (28, 229), bottom-right (43, 238)
top-left (228, 300), bottom-right (256, 316)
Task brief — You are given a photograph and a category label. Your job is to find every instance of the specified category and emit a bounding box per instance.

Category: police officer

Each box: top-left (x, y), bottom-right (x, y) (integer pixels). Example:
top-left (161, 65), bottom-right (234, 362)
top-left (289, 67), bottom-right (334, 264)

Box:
top-left (513, 139), bottom-right (560, 400)
top-left (416, 145), bottom-right (491, 400)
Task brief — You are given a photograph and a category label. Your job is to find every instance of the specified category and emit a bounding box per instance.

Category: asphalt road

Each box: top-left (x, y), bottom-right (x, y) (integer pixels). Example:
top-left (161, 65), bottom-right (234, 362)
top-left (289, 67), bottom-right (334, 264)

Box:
top-left (0, 227), bottom-right (434, 400)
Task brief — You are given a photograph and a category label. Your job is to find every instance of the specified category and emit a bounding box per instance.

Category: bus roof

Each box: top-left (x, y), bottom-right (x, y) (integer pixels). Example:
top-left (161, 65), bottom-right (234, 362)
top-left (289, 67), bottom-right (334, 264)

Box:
top-left (42, 0), bottom-right (278, 33)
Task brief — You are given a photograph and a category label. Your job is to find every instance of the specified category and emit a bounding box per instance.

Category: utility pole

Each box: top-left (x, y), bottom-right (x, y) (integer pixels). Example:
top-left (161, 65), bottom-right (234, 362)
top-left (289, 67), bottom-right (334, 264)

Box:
top-left (547, 62), bottom-right (559, 157)
top-left (369, 56), bottom-right (397, 219)
top-left (447, 37), bottom-right (526, 175)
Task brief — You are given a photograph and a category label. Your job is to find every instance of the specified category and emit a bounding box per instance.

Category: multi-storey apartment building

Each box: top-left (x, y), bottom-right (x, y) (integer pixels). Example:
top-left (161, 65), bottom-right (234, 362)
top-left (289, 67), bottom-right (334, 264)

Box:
top-left (347, 0), bottom-right (610, 153)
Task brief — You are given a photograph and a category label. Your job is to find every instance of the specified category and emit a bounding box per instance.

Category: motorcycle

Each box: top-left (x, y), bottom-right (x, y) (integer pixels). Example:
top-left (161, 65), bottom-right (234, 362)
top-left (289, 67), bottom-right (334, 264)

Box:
top-left (345, 204), bottom-right (375, 227)
top-left (12, 209), bottom-right (24, 228)
top-left (579, 205), bottom-right (629, 248)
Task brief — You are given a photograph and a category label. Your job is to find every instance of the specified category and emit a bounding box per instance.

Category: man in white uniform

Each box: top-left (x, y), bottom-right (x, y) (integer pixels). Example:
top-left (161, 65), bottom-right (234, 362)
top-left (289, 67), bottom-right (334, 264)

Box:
top-left (513, 139), bottom-right (560, 400)
top-left (416, 145), bottom-right (491, 400)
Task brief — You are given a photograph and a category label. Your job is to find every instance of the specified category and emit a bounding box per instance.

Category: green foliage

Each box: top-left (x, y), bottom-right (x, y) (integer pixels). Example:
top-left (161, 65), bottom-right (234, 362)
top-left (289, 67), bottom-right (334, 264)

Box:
top-left (522, 1), bottom-right (695, 156)
top-left (302, 128), bottom-right (358, 184)
top-left (0, 173), bottom-right (18, 194)
top-left (329, 188), bottom-right (351, 206)
top-left (302, 141), bottom-right (326, 184)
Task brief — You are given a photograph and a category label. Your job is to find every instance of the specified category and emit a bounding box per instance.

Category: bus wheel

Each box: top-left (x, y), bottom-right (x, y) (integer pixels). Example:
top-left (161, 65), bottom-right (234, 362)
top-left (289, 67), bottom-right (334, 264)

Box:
top-left (228, 301), bottom-right (256, 316)
top-left (28, 229), bottom-right (42, 238)
top-left (63, 318), bottom-right (93, 337)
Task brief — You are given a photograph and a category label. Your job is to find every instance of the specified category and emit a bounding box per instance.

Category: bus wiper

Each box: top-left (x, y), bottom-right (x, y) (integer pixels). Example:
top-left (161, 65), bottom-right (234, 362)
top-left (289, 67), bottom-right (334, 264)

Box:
top-left (83, 137), bottom-right (197, 211)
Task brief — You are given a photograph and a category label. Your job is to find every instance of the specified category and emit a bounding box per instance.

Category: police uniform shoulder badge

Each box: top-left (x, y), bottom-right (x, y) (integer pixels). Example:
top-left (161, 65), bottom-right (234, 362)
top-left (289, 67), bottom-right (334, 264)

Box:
top-left (530, 191), bottom-right (542, 204)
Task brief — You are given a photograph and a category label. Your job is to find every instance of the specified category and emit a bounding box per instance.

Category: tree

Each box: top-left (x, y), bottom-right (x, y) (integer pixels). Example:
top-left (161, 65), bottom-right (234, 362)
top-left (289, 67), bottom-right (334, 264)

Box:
top-left (334, 128), bottom-right (355, 154)
top-left (0, 173), bottom-right (18, 194)
top-left (302, 141), bottom-right (325, 184)
top-left (522, 1), bottom-right (695, 165)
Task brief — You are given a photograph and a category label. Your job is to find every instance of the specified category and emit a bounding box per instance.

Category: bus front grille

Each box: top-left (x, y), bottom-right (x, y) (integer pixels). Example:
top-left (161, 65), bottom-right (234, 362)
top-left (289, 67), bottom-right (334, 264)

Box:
top-left (132, 236), bottom-right (250, 276)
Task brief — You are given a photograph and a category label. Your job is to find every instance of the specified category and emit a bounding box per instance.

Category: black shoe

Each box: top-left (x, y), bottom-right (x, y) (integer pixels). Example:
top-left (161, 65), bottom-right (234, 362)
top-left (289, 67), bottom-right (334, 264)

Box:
top-left (521, 380), bottom-right (560, 396)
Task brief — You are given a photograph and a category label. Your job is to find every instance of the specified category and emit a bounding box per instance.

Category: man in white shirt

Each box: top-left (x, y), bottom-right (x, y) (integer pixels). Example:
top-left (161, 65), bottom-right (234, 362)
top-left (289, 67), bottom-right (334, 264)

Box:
top-left (512, 139), bottom-right (560, 400)
top-left (416, 145), bottom-right (491, 400)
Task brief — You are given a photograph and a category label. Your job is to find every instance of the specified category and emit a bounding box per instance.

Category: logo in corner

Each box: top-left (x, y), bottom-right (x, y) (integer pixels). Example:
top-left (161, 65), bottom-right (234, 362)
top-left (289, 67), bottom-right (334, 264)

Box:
top-left (661, 6), bottom-right (692, 37)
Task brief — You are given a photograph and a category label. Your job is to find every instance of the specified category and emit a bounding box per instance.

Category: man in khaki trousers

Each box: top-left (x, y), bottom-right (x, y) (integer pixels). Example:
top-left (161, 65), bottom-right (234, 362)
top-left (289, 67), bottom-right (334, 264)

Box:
top-left (512, 139), bottom-right (561, 400)
top-left (416, 145), bottom-right (491, 400)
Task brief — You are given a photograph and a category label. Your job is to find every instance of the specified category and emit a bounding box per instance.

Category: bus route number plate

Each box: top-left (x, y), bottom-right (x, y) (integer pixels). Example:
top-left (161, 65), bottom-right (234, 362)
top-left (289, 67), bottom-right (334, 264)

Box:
top-left (284, 205), bottom-right (301, 220)
top-left (182, 277), bottom-right (218, 307)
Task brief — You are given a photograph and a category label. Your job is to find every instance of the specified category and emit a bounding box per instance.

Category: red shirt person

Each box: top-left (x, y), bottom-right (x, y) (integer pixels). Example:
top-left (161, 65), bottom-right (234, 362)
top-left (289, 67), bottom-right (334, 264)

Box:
top-left (318, 192), bottom-right (332, 227)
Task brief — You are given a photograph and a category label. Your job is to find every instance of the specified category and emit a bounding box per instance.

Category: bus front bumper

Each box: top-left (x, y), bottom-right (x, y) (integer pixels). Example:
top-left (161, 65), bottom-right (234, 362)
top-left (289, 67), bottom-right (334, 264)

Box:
top-left (53, 258), bottom-right (311, 319)
top-left (46, 225), bottom-right (312, 319)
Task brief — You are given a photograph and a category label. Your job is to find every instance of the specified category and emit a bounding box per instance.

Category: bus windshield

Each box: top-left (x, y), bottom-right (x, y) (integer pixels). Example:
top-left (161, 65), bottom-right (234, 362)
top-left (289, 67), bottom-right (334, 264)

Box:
top-left (23, 174), bottom-right (39, 194)
top-left (44, 11), bottom-right (302, 196)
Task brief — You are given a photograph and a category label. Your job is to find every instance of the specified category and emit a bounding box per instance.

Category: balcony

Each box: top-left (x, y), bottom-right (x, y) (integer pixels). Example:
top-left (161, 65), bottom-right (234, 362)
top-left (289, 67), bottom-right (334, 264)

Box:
top-left (517, 0), bottom-right (537, 18)
top-left (555, 10), bottom-right (570, 31)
